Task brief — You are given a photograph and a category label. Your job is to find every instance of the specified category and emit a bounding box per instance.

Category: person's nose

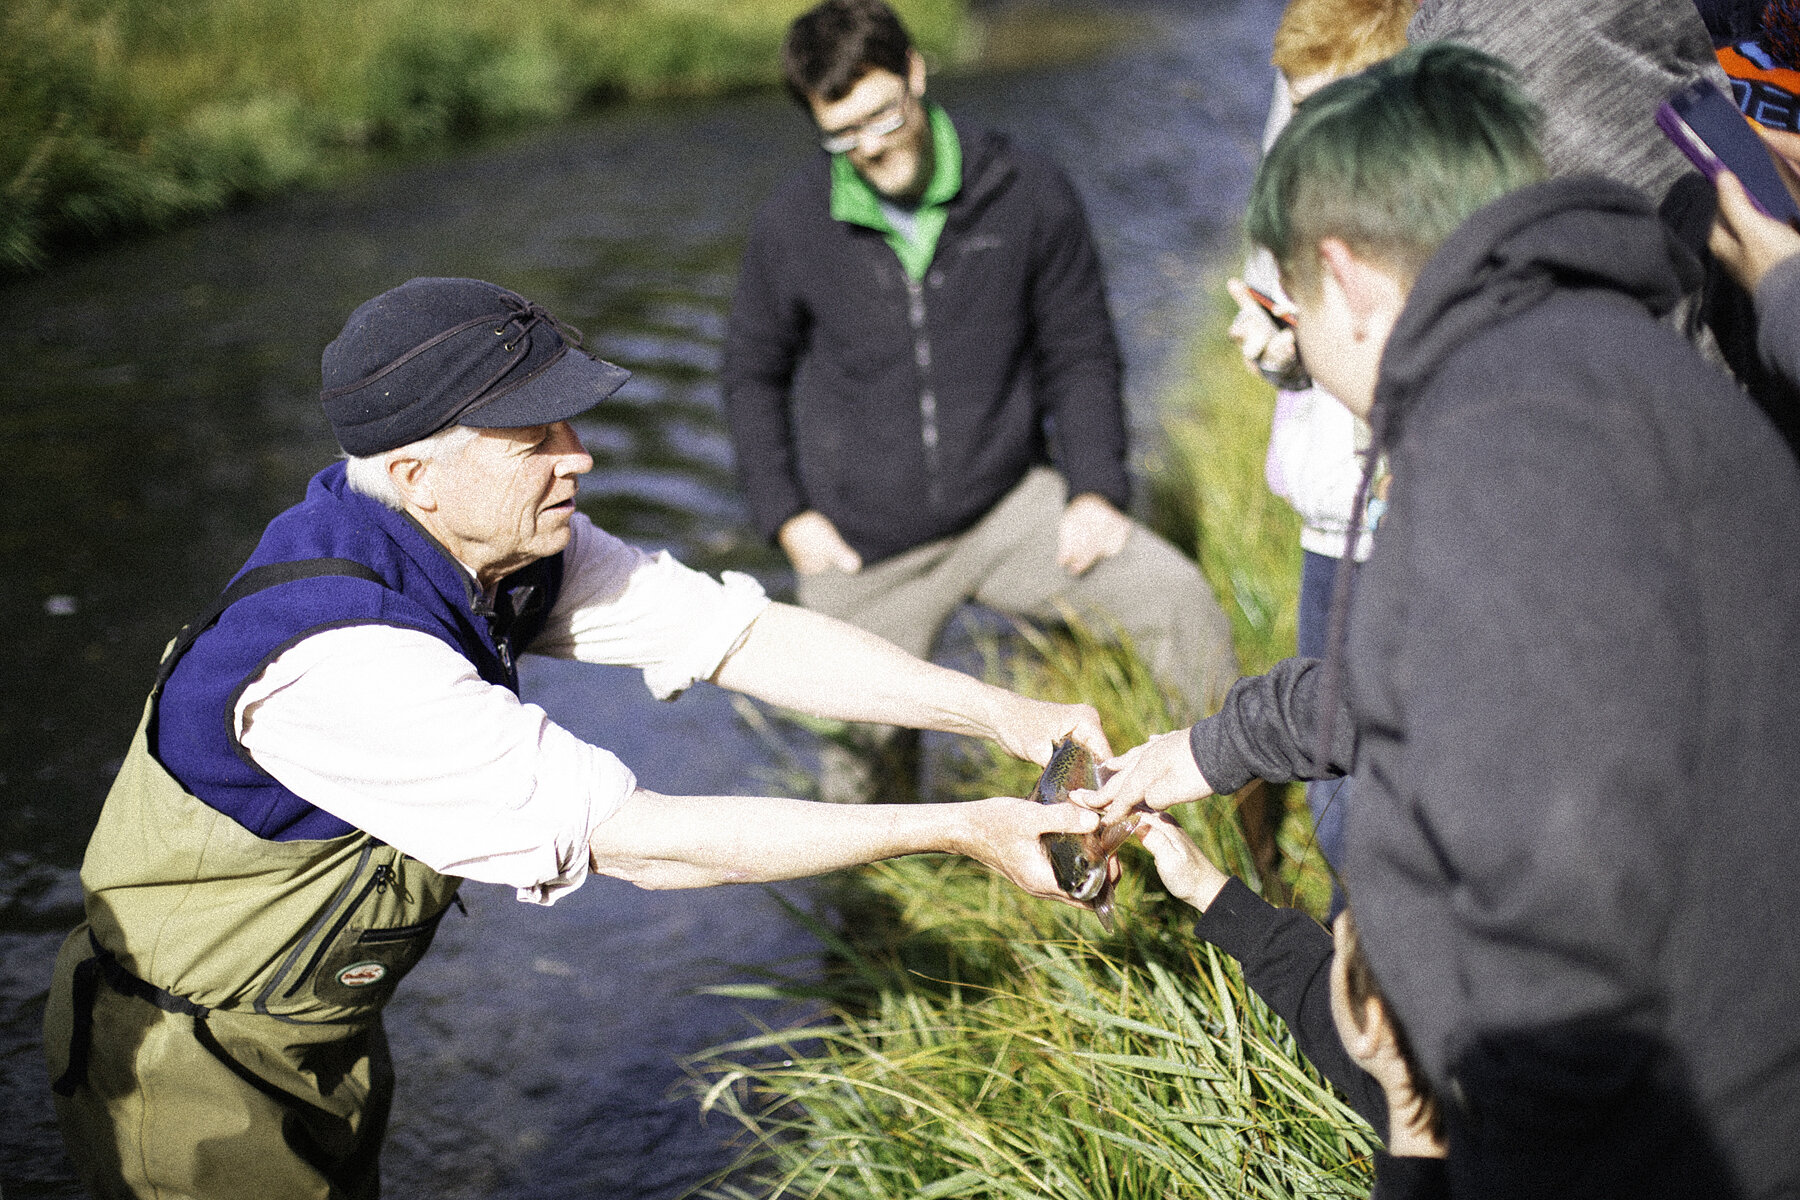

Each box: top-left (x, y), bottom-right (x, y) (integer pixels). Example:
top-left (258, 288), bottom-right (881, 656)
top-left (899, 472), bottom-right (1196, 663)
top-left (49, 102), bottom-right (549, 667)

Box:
top-left (548, 420), bottom-right (594, 475)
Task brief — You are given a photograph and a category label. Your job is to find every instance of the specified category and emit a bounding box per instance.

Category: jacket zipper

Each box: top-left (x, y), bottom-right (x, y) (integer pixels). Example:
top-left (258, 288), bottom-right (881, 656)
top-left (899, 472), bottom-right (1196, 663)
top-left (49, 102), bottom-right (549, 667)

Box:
top-left (904, 274), bottom-right (945, 508)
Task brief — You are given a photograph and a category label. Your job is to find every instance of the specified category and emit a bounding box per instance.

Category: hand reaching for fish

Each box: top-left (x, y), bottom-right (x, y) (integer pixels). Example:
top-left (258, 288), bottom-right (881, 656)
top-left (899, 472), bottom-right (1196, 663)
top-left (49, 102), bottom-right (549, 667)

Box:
top-left (1080, 728), bottom-right (1214, 825)
top-left (990, 696), bottom-right (1111, 770)
top-left (1132, 812), bottom-right (1229, 912)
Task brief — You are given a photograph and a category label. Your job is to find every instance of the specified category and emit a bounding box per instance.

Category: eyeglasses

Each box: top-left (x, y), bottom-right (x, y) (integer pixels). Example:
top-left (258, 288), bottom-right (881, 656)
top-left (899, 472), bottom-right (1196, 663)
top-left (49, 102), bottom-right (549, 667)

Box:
top-left (818, 97), bottom-right (909, 154)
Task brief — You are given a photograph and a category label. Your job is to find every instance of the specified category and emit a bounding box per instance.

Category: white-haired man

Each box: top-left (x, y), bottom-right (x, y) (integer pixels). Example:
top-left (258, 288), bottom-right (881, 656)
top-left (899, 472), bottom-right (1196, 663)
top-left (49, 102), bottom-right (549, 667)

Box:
top-left (45, 275), bottom-right (1107, 1200)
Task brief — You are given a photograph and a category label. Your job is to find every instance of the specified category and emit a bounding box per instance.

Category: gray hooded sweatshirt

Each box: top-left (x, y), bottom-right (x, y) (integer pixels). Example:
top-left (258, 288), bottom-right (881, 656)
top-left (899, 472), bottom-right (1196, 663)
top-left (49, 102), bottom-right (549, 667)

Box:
top-left (1410, 0), bottom-right (1729, 200)
top-left (1191, 177), bottom-right (1800, 1200)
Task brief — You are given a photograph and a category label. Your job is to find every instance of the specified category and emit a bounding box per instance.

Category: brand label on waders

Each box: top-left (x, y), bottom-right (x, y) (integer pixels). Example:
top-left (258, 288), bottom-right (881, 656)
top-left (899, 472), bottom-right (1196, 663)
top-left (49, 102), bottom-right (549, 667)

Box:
top-left (337, 961), bottom-right (388, 988)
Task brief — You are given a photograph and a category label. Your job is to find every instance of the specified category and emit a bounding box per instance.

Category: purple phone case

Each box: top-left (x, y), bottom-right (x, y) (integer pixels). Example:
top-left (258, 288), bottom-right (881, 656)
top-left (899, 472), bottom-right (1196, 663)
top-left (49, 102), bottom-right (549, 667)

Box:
top-left (1657, 81), bottom-right (1800, 223)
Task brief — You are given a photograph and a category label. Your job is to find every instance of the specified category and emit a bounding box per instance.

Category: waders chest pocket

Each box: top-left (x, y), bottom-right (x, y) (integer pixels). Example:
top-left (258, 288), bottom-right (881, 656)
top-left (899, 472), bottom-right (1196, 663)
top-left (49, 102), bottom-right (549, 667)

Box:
top-left (311, 914), bottom-right (446, 1007)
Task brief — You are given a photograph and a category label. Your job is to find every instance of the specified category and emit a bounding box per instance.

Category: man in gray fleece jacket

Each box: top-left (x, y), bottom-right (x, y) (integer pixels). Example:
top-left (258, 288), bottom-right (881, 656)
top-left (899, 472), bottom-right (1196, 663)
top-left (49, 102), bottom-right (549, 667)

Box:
top-left (1095, 45), bottom-right (1800, 1199)
top-left (1409, 0), bottom-right (1728, 200)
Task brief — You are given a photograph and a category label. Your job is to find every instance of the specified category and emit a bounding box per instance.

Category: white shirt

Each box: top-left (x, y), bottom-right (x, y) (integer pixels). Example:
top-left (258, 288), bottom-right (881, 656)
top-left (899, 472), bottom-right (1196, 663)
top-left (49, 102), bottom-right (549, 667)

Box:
top-left (234, 514), bottom-right (769, 906)
top-left (1248, 73), bottom-right (1374, 563)
top-left (1265, 386), bottom-right (1377, 561)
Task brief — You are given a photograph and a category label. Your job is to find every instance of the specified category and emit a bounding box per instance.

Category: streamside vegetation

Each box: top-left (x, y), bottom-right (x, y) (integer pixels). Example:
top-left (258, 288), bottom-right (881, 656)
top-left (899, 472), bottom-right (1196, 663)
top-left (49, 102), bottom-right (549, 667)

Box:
top-left (1, 0), bottom-right (966, 270)
top-left (691, 299), bottom-right (1375, 1198)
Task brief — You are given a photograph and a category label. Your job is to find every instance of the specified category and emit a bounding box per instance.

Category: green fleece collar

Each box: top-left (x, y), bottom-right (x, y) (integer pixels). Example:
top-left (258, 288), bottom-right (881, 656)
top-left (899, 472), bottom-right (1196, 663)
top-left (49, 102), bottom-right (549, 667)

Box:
top-left (829, 103), bottom-right (961, 279)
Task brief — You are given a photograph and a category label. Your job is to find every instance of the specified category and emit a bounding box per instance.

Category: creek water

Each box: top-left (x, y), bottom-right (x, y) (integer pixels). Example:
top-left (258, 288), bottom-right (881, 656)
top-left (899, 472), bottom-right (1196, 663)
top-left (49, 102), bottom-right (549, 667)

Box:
top-left (0, 1), bottom-right (1281, 1194)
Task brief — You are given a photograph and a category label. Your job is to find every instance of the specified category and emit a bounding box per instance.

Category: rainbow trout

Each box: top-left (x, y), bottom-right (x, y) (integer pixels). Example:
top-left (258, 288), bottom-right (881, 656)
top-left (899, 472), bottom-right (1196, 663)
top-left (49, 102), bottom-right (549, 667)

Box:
top-left (1031, 736), bottom-right (1140, 930)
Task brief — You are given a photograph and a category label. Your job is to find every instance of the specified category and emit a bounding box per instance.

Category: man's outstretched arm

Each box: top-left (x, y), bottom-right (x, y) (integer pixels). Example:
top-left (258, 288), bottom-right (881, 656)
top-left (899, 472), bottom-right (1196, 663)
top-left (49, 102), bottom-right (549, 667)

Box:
top-left (711, 600), bottom-right (1111, 765)
top-left (588, 788), bottom-right (1099, 899)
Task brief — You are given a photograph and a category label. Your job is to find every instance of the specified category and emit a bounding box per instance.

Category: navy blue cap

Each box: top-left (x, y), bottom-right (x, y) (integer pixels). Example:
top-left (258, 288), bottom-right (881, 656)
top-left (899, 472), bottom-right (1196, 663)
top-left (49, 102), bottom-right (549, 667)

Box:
top-left (321, 277), bottom-right (631, 456)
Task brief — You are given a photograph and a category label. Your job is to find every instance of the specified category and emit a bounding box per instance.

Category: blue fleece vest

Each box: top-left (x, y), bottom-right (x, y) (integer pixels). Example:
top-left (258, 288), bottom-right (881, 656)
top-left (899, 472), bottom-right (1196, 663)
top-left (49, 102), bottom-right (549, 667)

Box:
top-left (151, 463), bottom-right (564, 841)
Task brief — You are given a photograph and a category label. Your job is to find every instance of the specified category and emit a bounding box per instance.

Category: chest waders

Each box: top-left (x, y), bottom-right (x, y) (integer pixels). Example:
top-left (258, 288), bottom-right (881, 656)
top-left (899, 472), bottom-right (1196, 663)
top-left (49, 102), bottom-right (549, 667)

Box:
top-left (45, 560), bottom-right (464, 1200)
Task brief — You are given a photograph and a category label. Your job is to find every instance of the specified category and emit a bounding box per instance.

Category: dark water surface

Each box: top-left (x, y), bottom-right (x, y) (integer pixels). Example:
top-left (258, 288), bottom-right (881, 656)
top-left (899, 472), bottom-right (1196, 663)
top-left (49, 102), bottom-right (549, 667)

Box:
top-left (0, 2), bottom-right (1280, 1193)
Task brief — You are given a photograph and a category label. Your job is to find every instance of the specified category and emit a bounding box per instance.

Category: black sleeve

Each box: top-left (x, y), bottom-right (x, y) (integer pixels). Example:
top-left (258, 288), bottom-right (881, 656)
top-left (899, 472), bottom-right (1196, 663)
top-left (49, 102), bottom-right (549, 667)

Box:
top-left (1186, 656), bottom-right (1354, 794)
top-left (1754, 252), bottom-right (1800, 396)
top-left (1026, 160), bottom-right (1130, 511)
top-left (1193, 877), bottom-right (1388, 1139)
top-left (1370, 1152), bottom-right (1449, 1200)
top-left (722, 201), bottom-right (813, 545)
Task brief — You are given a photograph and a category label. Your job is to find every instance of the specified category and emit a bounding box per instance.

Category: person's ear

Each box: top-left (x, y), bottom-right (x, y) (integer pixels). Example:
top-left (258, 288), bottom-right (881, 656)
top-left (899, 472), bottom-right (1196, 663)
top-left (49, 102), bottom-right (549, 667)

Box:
top-left (388, 453), bottom-right (436, 512)
top-left (1319, 237), bottom-right (1406, 339)
top-left (906, 48), bottom-right (927, 98)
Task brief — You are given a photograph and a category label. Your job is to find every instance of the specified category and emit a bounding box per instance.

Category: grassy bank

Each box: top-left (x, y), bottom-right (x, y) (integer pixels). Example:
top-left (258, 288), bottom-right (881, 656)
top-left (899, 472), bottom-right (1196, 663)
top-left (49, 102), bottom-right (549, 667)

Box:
top-left (0, 0), bottom-right (966, 270)
top-left (691, 294), bottom-right (1371, 1198)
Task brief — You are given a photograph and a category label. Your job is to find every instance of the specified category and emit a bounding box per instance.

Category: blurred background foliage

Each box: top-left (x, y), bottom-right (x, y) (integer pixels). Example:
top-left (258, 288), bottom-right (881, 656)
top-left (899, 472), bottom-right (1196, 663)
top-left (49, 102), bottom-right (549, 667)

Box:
top-left (0, 0), bottom-right (968, 270)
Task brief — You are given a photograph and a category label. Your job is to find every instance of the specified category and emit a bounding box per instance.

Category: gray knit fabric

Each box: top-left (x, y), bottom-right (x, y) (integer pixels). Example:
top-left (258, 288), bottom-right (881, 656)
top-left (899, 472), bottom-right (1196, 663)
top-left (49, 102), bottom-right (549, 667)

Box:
top-left (1410, 0), bottom-right (1731, 199)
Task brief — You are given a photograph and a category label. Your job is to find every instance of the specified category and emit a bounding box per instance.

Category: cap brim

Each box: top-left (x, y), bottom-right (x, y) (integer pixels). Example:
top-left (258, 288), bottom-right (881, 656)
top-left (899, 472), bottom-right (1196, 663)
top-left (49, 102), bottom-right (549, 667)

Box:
top-left (459, 349), bottom-right (632, 429)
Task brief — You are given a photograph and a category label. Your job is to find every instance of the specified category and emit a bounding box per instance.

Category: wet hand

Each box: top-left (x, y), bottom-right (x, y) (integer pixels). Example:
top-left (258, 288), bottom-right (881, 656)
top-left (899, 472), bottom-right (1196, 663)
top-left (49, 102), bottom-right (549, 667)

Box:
top-left (1056, 493), bottom-right (1132, 576)
top-left (994, 696), bottom-right (1112, 767)
top-left (959, 795), bottom-right (1103, 904)
top-left (1087, 728), bottom-right (1212, 821)
top-left (778, 510), bottom-right (863, 576)
top-left (1134, 812), bottom-right (1229, 911)
top-left (1710, 169), bottom-right (1800, 295)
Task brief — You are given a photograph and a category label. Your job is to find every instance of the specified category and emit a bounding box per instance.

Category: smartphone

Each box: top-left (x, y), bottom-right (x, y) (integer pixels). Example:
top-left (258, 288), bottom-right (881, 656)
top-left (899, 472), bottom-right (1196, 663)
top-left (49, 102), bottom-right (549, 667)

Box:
top-left (1234, 283), bottom-right (1309, 389)
top-left (1656, 79), bottom-right (1800, 223)
top-left (1242, 282), bottom-right (1296, 330)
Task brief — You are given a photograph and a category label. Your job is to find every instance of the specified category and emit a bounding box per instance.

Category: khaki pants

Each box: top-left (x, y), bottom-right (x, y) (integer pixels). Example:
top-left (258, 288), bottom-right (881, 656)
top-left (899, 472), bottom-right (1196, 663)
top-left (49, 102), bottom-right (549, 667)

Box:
top-left (798, 468), bottom-right (1238, 799)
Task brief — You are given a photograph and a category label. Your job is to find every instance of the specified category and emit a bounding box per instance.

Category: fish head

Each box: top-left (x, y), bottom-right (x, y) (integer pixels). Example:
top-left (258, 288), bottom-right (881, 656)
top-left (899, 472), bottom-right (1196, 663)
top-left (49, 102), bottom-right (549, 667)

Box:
top-left (1040, 831), bottom-right (1108, 902)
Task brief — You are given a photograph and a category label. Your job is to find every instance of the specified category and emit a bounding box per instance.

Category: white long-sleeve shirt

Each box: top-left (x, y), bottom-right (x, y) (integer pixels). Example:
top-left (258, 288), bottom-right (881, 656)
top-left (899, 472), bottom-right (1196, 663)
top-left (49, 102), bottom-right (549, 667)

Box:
top-left (1265, 386), bottom-right (1376, 561)
top-left (234, 514), bottom-right (769, 906)
top-left (1246, 74), bottom-right (1374, 563)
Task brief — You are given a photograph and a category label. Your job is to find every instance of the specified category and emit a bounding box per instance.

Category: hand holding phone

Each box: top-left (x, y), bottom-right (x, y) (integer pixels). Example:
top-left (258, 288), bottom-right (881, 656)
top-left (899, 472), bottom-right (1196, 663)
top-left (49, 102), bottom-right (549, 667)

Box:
top-left (1226, 278), bottom-right (1310, 391)
top-left (1240, 281), bottom-right (1296, 330)
top-left (1710, 168), bottom-right (1800, 292)
top-left (1657, 80), bottom-right (1800, 224)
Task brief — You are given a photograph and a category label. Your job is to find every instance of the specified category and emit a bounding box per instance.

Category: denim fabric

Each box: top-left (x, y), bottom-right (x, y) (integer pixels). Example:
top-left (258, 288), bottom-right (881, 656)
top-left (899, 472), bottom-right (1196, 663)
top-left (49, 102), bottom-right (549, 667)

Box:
top-left (1299, 549), bottom-right (1352, 917)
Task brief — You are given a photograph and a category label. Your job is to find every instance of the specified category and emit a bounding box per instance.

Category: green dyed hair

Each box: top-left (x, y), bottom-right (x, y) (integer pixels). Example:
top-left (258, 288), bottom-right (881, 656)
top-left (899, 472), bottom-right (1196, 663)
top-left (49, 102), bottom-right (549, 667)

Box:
top-left (1246, 41), bottom-right (1547, 296)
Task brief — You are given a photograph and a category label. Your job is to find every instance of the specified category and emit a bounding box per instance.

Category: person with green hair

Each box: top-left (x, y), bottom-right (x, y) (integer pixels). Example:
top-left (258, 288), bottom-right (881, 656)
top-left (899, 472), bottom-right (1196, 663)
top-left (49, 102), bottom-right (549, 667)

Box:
top-left (1093, 42), bottom-right (1800, 1198)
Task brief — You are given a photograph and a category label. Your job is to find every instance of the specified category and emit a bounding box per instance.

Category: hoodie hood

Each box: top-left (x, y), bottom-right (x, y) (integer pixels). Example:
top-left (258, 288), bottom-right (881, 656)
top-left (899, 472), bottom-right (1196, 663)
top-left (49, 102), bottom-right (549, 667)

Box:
top-left (1374, 176), bottom-right (1704, 438)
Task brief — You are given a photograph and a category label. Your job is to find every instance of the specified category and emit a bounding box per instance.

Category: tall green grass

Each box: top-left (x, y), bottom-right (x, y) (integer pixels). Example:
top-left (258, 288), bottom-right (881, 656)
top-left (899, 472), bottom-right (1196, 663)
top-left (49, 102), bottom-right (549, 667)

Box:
top-left (1, 0), bottom-right (966, 269)
top-left (691, 292), bottom-right (1369, 1198)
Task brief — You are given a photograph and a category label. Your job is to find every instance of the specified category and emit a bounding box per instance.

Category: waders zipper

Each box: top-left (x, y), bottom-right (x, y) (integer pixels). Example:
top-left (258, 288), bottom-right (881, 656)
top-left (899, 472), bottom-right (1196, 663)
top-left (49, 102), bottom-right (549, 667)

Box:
top-left (278, 857), bottom-right (400, 999)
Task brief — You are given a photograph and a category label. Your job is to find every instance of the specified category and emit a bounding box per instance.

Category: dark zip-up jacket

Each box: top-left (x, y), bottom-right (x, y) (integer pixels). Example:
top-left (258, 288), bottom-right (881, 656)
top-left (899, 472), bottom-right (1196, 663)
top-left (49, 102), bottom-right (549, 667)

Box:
top-left (723, 119), bottom-right (1127, 566)
top-left (1189, 177), bottom-right (1800, 1199)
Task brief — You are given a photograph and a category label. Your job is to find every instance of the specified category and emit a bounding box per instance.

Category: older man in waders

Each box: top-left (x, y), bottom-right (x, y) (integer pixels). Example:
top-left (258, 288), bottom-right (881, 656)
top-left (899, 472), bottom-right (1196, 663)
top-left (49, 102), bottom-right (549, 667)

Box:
top-left (43, 276), bottom-right (1108, 1200)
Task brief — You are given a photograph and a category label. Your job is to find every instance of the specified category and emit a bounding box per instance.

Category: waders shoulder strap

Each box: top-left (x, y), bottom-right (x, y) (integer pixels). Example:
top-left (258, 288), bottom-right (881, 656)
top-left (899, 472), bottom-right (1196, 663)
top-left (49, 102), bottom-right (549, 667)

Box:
top-left (153, 557), bottom-right (385, 694)
top-left (53, 931), bottom-right (212, 1096)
